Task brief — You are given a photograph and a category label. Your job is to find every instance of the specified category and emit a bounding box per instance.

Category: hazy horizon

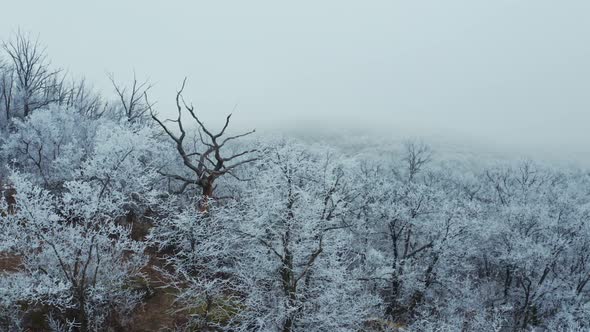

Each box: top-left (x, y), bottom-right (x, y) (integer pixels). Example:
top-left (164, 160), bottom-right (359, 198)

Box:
top-left (2, 0), bottom-right (589, 162)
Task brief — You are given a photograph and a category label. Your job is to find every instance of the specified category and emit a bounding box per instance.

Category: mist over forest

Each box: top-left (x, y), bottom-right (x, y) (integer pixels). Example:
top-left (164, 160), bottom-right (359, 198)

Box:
top-left (1, 2), bottom-right (590, 331)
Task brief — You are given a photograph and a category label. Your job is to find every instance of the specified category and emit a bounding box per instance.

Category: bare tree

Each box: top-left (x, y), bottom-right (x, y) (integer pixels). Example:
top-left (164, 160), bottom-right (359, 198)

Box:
top-left (0, 62), bottom-right (14, 122)
top-left (402, 140), bottom-right (432, 182)
top-left (108, 72), bottom-right (152, 122)
top-left (2, 31), bottom-right (60, 117)
top-left (42, 70), bottom-right (69, 106)
top-left (149, 78), bottom-right (257, 212)
top-left (64, 77), bottom-right (109, 118)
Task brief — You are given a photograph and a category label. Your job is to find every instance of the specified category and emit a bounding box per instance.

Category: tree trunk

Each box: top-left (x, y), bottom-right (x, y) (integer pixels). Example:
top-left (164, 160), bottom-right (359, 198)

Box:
top-left (283, 316), bottom-right (295, 332)
top-left (198, 182), bottom-right (214, 213)
top-left (77, 295), bottom-right (88, 332)
top-left (23, 101), bottom-right (30, 117)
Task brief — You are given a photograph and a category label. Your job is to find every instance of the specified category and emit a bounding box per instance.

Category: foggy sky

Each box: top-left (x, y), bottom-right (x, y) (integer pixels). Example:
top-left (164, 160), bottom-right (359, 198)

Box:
top-left (1, 1), bottom-right (589, 161)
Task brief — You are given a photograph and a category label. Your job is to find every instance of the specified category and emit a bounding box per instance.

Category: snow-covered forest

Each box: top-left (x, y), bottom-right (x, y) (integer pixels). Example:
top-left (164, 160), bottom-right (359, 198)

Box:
top-left (1, 32), bottom-right (590, 332)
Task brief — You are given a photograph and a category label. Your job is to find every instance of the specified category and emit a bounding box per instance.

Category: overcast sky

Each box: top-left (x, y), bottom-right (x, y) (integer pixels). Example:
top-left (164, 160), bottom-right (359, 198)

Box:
top-left (1, 1), bottom-right (589, 160)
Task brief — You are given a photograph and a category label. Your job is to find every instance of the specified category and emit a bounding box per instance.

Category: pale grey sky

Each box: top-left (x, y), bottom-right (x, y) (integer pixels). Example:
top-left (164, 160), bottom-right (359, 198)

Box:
top-left (1, 1), bottom-right (589, 160)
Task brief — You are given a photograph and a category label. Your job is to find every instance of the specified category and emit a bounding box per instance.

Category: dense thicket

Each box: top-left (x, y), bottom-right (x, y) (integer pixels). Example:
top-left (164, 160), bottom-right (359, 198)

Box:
top-left (1, 33), bottom-right (589, 332)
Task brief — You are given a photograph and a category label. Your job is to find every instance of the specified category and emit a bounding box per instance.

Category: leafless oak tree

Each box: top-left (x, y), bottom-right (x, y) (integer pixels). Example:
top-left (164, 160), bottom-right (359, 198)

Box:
top-left (403, 140), bottom-right (432, 182)
top-left (149, 78), bottom-right (257, 212)
top-left (2, 31), bottom-right (60, 117)
top-left (109, 72), bottom-right (152, 122)
top-left (63, 78), bottom-right (109, 118)
top-left (0, 62), bottom-right (14, 122)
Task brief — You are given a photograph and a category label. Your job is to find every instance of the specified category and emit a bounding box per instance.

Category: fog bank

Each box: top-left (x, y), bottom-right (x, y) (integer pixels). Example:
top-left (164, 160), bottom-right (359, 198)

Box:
top-left (1, 0), bottom-right (589, 162)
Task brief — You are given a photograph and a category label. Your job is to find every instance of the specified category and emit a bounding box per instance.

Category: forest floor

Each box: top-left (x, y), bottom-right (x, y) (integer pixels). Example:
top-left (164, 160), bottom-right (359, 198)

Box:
top-left (129, 254), bottom-right (181, 331)
top-left (0, 252), bottom-right (21, 273)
